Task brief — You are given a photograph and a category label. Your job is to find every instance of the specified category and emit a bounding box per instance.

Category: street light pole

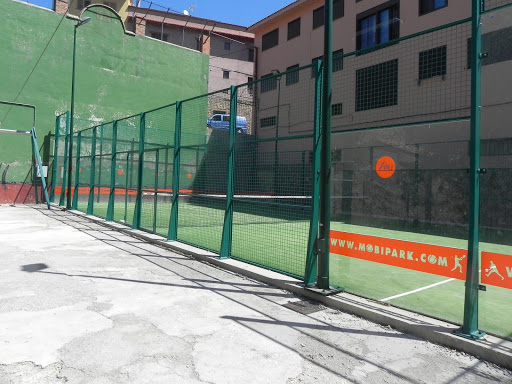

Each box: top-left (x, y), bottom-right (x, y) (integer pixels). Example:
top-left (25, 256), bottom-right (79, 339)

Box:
top-left (66, 17), bottom-right (90, 209)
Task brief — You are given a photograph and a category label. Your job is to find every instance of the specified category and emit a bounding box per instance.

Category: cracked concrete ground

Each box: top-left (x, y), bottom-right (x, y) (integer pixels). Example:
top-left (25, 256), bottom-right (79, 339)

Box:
top-left (0, 205), bottom-right (511, 384)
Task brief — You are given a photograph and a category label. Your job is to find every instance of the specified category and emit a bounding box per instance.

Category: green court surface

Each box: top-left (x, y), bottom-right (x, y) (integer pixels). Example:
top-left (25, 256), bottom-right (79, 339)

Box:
top-left (71, 197), bottom-right (511, 340)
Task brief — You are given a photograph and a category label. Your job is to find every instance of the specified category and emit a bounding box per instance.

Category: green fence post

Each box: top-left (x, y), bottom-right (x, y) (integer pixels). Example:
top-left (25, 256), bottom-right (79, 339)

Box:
top-left (97, 124), bottom-right (104, 203)
top-left (164, 146), bottom-right (169, 189)
top-left (304, 60), bottom-right (323, 286)
top-left (220, 86), bottom-right (238, 259)
top-left (87, 126), bottom-right (97, 215)
top-left (168, 102), bottom-right (182, 241)
top-left (106, 120), bottom-right (118, 221)
top-left (59, 112), bottom-right (70, 207)
top-left (153, 149), bottom-right (160, 233)
top-left (317, 0), bottom-right (333, 290)
top-left (133, 113), bottom-right (146, 230)
top-left (72, 131), bottom-right (81, 210)
top-left (125, 153), bottom-right (130, 223)
top-left (456, 0), bottom-right (485, 340)
top-left (50, 115), bottom-right (61, 203)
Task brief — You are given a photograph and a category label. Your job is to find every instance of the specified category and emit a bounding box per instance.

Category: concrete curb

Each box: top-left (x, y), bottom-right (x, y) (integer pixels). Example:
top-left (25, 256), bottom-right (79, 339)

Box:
top-left (60, 205), bottom-right (512, 370)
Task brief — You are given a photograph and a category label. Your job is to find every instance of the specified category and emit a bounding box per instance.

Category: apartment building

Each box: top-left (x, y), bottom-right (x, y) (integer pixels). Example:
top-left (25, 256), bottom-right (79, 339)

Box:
top-left (249, 0), bottom-right (468, 85)
top-left (126, 6), bottom-right (255, 129)
top-left (248, 0), bottom-right (472, 138)
top-left (247, 0), bottom-right (512, 230)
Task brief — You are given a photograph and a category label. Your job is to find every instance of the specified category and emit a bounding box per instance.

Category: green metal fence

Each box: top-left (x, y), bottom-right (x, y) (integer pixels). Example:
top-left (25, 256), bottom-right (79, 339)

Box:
top-left (51, 4), bottom-right (512, 341)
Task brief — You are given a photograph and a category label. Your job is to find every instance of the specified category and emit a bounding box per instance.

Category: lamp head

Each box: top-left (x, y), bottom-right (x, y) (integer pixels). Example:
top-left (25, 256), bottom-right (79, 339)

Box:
top-left (76, 17), bottom-right (91, 28)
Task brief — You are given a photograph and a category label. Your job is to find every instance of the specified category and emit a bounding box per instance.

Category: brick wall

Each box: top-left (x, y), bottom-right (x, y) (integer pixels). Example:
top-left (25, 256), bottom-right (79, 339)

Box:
top-left (55, 0), bottom-right (68, 15)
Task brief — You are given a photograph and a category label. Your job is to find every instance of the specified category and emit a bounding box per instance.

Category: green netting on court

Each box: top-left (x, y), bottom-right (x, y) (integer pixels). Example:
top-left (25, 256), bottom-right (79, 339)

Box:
top-left (52, 8), bottom-right (512, 341)
top-left (139, 104), bottom-right (176, 236)
top-left (52, 112), bottom-right (69, 206)
top-left (328, 18), bottom-right (473, 328)
top-left (92, 123), bottom-right (114, 219)
top-left (176, 92), bottom-right (227, 252)
top-left (74, 130), bottom-right (94, 212)
top-left (478, 6), bottom-right (512, 340)
top-left (112, 115), bottom-right (140, 226)
top-left (229, 74), bottom-right (316, 278)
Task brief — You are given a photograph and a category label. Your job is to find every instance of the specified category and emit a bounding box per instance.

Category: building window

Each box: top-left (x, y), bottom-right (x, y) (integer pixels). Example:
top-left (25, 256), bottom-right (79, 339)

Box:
top-left (333, 49), bottom-right (343, 72)
top-left (333, 0), bottom-right (344, 20)
top-left (103, 1), bottom-right (117, 10)
top-left (261, 116), bottom-right (277, 128)
top-left (311, 53), bottom-right (343, 76)
top-left (248, 48), bottom-right (254, 62)
top-left (311, 55), bottom-right (322, 77)
top-left (248, 77), bottom-right (254, 95)
top-left (418, 45), bottom-right (447, 81)
top-left (313, 6), bottom-right (324, 29)
top-left (223, 70), bottom-right (230, 79)
top-left (261, 74), bottom-right (277, 93)
top-left (312, 0), bottom-right (344, 29)
top-left (419, 0), bottom-right (448, 16)
top-left (286, 64), bottom-right (299, 86)
top-left (356, 59), bottom-right (398, 112)
top-left (224, 42), bottom-right (231, 50)
top-left (77, 0), bottom-right (91, 9)
top-left (288, 18), bottom-right (301, 40)
top-left (262, 28), bottom-right (279, 51)
top-left (468, 27), bottom-right (512, 68)
top-left (151, 32), bottom-right (168, 42)
top-left (332, 103), bottom-right (343, 116)
top-left (357, 2), bottom-right (399, 50)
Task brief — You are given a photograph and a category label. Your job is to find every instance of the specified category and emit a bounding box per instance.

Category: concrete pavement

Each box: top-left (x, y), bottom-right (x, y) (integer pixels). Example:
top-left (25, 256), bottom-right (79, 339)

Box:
top-left (0, 204), bottom-right (511, 383)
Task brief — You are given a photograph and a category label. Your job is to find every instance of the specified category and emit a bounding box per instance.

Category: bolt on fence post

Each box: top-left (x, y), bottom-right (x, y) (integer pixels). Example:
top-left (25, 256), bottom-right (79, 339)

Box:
top-left (133, 113), bottom-right (146, 230)
top-left (304, 59), bottom-right (323, 286)
top-left (50, 114), bottom-right (61, 203)
top-left (72, 131), bottom-right (82, 210)
top-left (220, 86), bottom-right (238, 259)
top-left (59, 112), bottom-right (70, 207)
top-left (106, 120), bottom-right (118, 222)
top-left (87, 126), bottom-right (97, 215)
top-left (168, 101), bottom-right (182, 241)
top-left (455, 0), bottom-right (485, 340)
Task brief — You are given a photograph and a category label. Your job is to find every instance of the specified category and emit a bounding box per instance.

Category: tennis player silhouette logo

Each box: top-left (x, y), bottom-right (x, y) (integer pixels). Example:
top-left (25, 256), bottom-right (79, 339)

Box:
top-left (451, 254), bottom-right (466, 273)
top-left (485, 260), bottom-right (505, 280)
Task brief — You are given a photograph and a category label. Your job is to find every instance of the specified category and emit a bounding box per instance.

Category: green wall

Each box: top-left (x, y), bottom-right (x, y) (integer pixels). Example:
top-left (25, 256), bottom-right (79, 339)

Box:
top-left (0, 1), bottom-right (208, 181)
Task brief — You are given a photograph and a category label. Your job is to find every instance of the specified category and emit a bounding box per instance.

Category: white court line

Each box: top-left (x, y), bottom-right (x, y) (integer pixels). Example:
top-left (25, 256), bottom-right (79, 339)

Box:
top-left (380, 268), bottom-right (483, 302)
top-left (381, 278), bottom-right (456, 302)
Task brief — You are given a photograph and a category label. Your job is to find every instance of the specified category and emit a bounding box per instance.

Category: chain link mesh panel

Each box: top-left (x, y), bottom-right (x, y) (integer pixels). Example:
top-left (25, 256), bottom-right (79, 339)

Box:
top-left (93, 123), bottom-right (113, 219)
top-left (478, 6), bottom-right (512, 341)
top-left (140, 104), bottom-right (176, 236)
top-left (74, 129), bottom-right (94, 213)
top-left (53, 113), bottom-right (68, 205)
top-left (329, 19), bottom-right (475, 326)
top-left (230, 68), bottom-right (316, 278)
top-left (112, 115), bottom-right (140, 226)
top-left (176, 92), bottom-right (229, 252)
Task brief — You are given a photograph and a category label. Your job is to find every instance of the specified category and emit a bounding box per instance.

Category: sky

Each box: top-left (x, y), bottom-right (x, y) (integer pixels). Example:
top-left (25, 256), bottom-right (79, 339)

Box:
top-left (26, 0), bottom-right (297, 27)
